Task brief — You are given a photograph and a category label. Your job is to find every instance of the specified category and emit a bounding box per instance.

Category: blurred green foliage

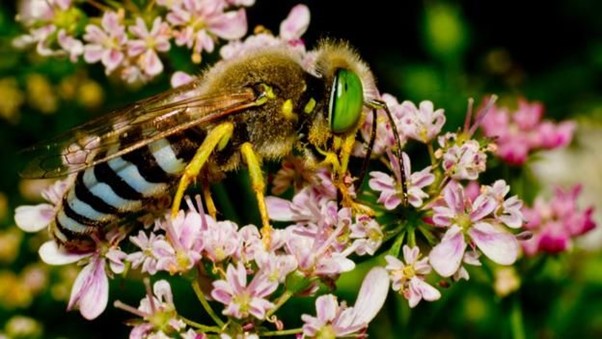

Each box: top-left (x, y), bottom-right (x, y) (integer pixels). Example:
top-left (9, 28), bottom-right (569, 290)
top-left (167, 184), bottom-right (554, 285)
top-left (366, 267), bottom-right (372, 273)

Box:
top-left (1, 0), bottom-right (601, 338)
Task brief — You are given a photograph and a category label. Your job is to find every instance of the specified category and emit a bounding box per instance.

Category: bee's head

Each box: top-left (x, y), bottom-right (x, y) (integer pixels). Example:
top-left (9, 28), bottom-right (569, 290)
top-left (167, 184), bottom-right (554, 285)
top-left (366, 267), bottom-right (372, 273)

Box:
top-left (312, 41), bottom-right (378, 136)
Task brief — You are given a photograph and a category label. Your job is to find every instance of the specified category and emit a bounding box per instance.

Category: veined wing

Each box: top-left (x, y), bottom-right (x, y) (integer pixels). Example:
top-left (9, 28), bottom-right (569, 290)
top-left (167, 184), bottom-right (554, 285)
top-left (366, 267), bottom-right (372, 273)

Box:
top-left (20, 81), bottom-right (258, 179)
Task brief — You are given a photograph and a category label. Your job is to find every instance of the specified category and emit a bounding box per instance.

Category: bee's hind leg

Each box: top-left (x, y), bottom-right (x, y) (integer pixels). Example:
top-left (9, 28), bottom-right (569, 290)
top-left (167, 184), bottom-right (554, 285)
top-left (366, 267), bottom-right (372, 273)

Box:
top-left (171, 122), bottom-right (234, 217)
top-left (240, 142), bottom-right (272, 249)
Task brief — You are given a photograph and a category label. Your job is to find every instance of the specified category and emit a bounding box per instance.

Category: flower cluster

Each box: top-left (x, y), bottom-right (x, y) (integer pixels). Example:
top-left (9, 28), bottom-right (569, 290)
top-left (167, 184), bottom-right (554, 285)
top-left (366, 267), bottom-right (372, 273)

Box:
top-left (479, 98), bottom-right (576, 165)
top-left (522, 185), bottom-right (596, 256)
top-left (14, 0), bottom-right (254, 83)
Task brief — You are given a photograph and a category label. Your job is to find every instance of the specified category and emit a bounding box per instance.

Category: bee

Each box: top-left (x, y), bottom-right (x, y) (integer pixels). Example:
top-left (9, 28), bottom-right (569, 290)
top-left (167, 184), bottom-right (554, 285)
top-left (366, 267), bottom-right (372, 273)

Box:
top-left (20, 41), bottom-right (405, 253)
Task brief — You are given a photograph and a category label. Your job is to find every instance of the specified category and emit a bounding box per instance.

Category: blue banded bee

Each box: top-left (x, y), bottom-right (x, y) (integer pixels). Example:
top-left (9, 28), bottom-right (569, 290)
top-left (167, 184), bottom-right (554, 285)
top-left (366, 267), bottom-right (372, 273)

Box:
top-left (20, 41), bottom-right (406, 253)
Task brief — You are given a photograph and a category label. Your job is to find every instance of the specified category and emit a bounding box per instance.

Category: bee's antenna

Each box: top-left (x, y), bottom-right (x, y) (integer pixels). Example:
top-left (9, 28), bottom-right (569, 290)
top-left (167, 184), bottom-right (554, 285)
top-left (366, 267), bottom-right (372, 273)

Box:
top-left (367, 100), bottom-right (408, 206)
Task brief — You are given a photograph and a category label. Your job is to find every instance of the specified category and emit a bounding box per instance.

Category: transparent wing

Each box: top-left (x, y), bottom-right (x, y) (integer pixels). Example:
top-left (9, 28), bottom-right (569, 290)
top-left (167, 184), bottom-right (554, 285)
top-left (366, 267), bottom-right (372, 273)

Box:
top-left (20, 80), bottom-right (258, 179)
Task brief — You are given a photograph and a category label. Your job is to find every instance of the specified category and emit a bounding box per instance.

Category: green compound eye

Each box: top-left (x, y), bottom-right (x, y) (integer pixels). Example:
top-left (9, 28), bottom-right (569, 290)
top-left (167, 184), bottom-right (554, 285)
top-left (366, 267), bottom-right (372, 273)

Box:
top-left (328, 68), bottom-right (364, 134)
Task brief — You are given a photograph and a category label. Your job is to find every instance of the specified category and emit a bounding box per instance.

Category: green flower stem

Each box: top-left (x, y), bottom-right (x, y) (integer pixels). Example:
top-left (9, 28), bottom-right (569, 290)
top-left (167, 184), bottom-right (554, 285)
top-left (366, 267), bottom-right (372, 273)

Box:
top-left (407, 227), bottom-right (417, 248)
top-left (261, 328), bottom-right (304, 336)
top-left (86, 0), bottom-right (113, 11)
top-left (510, 294), bottom-right (526, 339)
top-left (265, 290), bottom-right (294, 319)
top-left (388, 231), bottom-right (406, 257)
top-left (427, 143), bottom-right (436, 164)
top-left (180, 316), bottom-right (221, 333)
top-left (191, 280), bottom-right (225, 328)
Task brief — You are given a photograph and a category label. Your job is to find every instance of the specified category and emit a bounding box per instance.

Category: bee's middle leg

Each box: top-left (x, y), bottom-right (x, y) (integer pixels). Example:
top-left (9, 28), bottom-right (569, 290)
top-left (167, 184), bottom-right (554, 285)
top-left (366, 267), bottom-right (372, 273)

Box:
top-left (171, 122), bottom-right (234, 217)
top-left (240, 142), bottom-right (272, 248)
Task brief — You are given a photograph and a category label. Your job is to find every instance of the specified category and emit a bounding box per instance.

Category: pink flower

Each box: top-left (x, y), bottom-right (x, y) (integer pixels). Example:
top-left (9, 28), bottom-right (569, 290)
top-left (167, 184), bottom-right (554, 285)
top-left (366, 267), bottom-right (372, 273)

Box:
top-left (368, 171), bottom-right (402, 210)
top-left (480, 98), bottom-right (576, 165)
top-left (127, 231), bottom-right (167, 275)
top-left (211, 262), bottom-right (277, 320)
top-left (483, 180), bottom-right (524, 228)
top-left (155, 210), bottom-right (204, 274)
top-left (167, 0), bottom-right (247, 62)
top-left (301, 267), bottom-right (389, 337)
top-left (16, 0), bottom-right (57, 26)
top-left (348, 215), bottom-right (383, 256)
top-left (67, 255), bottom-right (111, 320)
top-left (385, 246), bottom-right (440, 307)
top-left (355, 93), bottom-right (407, 157)
top-left (127, 17), bottom-right (171, 76)
top-left (282, 204), bottom-right (356, 276)
top-left (440, 137), bottom-right (487, 181)
top-left (266, 186), bottom-right (332, 226)
top-left (429, 181), bottom-right (520, 277)
top-left (200, 217), bottom-right (240, 263)
top-left (220, 4), bottom-right (310, 60)
top-left (369, 152), bottom-right (435, 210)
top-left (83, 11), bottom-right (127, 73)
top-left (522, 185), bottom-right (596, 256)
top-left (37, 240), bottom-right (125, 320)
top-left (14, 0), bottom-right (77, 57)
top-left (170, 71), bottom-right (195, 88)
top-left (255, 251), bottom-right (298, 284)
top-left (236, 224), bottom-right (262, 262)
top-left (278, 4), bottom-right (310, 46)
top-left (398, 100), bottom-right (446, 143)
top-left (115, 279), bottom-right (186, 338)
top-left (285, 227), bottom-right (355, 276)
top-left (15, 178), bottom-right (72, 233)
top-left (57, 29), bottom-right (83, 62)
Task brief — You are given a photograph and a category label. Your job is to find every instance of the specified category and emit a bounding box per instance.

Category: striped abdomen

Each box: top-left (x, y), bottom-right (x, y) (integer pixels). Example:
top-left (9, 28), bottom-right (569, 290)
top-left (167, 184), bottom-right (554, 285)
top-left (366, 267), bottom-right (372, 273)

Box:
top-left (53, 130), bottom-right (201, 252)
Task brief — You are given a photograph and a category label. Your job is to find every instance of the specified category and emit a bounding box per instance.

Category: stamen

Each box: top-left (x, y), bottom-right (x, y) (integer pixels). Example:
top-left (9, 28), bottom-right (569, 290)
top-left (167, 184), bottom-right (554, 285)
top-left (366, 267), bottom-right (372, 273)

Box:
top-left (464, 98), bottom-right (475, 133)
top-left (468, 95), bottom-right (498, 136)
top-left (143, 278), bottom-right (157, 313)
top-left (114, 300), bottom-right (147, 318)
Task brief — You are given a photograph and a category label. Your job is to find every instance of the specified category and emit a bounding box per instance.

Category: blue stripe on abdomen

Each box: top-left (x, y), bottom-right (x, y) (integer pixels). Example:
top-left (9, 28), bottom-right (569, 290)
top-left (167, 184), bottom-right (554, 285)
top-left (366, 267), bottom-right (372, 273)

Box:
top-left (56, 209), bottom-right (95, 234)
top-left (83, 167), bottom-right (141, 211)
top-left (108, 156), bottom-right (168, 197)
top-left (150, 138), bottom-right (187, 174)
top-left (66, 191), bottom-right (109, 223)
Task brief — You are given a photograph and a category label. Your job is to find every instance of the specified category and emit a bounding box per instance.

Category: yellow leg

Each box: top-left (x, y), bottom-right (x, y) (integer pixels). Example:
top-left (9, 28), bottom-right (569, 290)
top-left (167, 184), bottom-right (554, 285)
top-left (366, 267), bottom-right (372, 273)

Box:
top-left (202, 181), bottom-right (217, 219)
top-left (338, 133), bottom-right (356, 178)
top-left (171, 122), bottom-right (234, 217)
top-left (240, 142), bottom-right (272, 248)
top-left (325, 133), bottom-right (375, 216)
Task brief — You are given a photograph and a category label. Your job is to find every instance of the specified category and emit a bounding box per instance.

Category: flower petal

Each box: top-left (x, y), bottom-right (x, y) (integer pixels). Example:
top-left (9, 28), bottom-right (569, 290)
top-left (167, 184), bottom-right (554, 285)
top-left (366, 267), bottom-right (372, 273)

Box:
top-left (429, 226), bottom-right (466, 277)
top-left (411, 277), bottom-right (441, 302)
top-left (14, 204), bottom-right (54, 232)
top-left (315, 294), bottom-right (338, 322)
top-left (352, 267), bottom-right (390, 325)
top-left (68, 257), bottom-right (109, 320)
top-left (279, 4), bottom-right (310, 41)
top-left (39, 240), bottom-right (90, 265)
top-left (265, 196), bottom-right (294, 221)
top-left (209, 9), bottom-right (247, 40)
top-left (170, 71), bottom-right (194, 88)
top-left (469, 222), bottom-right (519, 265)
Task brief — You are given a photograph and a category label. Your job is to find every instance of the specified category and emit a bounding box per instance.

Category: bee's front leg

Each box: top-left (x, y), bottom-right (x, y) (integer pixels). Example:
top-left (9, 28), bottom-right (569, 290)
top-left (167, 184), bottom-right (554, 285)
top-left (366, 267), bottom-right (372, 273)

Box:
top-left (335, 133), bottom-right (375, 216)
top-left (240, 142), bottom-right (272, 249)
top-left (171, 122), bottom-right (234, 217)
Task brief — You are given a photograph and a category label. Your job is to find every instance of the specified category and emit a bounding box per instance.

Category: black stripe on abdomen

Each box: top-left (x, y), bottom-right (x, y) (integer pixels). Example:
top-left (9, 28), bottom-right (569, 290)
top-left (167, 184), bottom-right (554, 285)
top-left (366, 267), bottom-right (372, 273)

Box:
top-left (94, 161), bottom-right (144, 200)
top-left (74, 172), bottom-right (120, 215)
top-left (62, 198), bottom-right (108, 228)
